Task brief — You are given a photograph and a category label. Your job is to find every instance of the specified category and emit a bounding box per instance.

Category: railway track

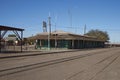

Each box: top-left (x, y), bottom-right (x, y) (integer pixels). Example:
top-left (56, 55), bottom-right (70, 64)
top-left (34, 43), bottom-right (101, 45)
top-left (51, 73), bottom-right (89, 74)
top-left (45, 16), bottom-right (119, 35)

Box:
top-left (0, 48), bottom-right (117, 77)
top-left (64, 50), bottom-right (120, 80)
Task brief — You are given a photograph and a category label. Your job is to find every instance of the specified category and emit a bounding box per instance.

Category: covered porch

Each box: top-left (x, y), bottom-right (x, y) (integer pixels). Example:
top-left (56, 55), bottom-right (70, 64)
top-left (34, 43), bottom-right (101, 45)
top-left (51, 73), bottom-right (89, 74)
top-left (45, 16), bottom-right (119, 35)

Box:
top-left (0, 25), bottom-right (24, 53)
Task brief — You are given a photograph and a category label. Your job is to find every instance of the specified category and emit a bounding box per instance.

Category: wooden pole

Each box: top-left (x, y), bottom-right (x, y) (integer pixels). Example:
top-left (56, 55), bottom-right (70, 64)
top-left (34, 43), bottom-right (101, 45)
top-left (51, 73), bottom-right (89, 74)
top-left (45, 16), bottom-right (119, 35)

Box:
top-left (21, 31), bottom-right (23, 52)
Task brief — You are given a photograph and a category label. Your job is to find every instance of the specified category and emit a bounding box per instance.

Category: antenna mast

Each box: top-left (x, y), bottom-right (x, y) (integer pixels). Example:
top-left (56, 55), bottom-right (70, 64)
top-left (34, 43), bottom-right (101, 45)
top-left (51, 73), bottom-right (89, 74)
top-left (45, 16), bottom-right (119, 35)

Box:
top-left (84, 24), bottom-right (86, 35)
top-left (68, 9), bottom-right (73, 32)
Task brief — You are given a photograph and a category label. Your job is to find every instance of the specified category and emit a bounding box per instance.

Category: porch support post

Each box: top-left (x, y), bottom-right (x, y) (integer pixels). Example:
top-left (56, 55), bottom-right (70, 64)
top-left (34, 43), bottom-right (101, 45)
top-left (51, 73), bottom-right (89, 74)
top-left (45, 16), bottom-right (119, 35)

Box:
top-left (72, 40), bottom-right (74, 49)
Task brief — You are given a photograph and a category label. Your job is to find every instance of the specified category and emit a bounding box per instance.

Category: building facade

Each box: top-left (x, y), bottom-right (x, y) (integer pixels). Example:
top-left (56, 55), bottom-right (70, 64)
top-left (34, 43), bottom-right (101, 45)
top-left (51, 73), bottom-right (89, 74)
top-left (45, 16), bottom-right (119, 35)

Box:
top-left (28, 30), bottom-right (105, 49)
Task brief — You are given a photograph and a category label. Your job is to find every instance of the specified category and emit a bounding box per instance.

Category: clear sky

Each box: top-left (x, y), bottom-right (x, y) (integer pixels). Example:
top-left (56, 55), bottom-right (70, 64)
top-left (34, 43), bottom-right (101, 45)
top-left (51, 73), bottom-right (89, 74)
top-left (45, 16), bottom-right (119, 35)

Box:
top-left (0, 0), bottom-right (120, 43)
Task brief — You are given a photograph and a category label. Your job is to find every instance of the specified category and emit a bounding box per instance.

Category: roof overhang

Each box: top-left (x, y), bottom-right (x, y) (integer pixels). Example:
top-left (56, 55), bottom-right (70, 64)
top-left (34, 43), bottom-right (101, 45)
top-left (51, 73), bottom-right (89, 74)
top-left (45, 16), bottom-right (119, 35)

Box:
top-left (0, 25), bottom-right (24, 31)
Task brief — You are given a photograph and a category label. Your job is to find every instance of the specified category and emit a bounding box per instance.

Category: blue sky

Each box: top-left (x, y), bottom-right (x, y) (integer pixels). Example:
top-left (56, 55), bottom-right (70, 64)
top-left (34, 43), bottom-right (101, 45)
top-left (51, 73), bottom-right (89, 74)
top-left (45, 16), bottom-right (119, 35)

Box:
top-left (0, 0), bottom-right (120, 43)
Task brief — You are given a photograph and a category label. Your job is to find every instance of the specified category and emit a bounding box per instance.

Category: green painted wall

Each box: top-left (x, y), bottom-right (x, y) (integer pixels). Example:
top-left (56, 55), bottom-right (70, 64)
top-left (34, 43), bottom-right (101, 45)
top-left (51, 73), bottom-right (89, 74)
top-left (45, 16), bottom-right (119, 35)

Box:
top-left (36, 39), bottom-right (105, 49)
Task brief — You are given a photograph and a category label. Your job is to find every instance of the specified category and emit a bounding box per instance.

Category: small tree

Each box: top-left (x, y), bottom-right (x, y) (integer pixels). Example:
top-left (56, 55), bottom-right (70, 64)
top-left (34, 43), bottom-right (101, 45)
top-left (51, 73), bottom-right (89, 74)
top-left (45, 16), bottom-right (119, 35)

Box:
top-left (85, 29), bottom-right (109, 41)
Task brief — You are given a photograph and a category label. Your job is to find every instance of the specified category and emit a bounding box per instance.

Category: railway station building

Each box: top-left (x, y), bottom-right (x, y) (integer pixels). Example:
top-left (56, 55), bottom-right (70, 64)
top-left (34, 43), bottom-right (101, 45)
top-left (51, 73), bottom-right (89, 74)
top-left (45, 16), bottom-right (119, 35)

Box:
top-left (28, 30), bottom-right (105, 49)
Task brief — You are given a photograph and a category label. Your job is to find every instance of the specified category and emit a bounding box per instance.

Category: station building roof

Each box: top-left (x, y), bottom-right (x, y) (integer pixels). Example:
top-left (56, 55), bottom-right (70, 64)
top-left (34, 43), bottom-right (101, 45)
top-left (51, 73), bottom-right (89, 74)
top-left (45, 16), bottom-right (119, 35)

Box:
top-left (28, 30), bottom-right (106, 42)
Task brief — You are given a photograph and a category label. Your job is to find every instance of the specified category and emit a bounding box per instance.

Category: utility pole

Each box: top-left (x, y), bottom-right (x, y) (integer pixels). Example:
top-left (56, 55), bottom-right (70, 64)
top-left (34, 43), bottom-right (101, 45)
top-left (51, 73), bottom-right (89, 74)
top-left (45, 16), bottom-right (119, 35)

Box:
top-left (55, 23), bottom-right (57, 49)
top-left (48, 16), bottom-right (51, 50)
top-left (55, 15), bottom-right (57, 49)
top-left (68, 9), bottom-right (72, 32)
top-left (83, 24), bottom-right (86, 48)
top-left (84, 24), bottom-right (86, 35)
top-left (48, 16), bottom-right (51, 35)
